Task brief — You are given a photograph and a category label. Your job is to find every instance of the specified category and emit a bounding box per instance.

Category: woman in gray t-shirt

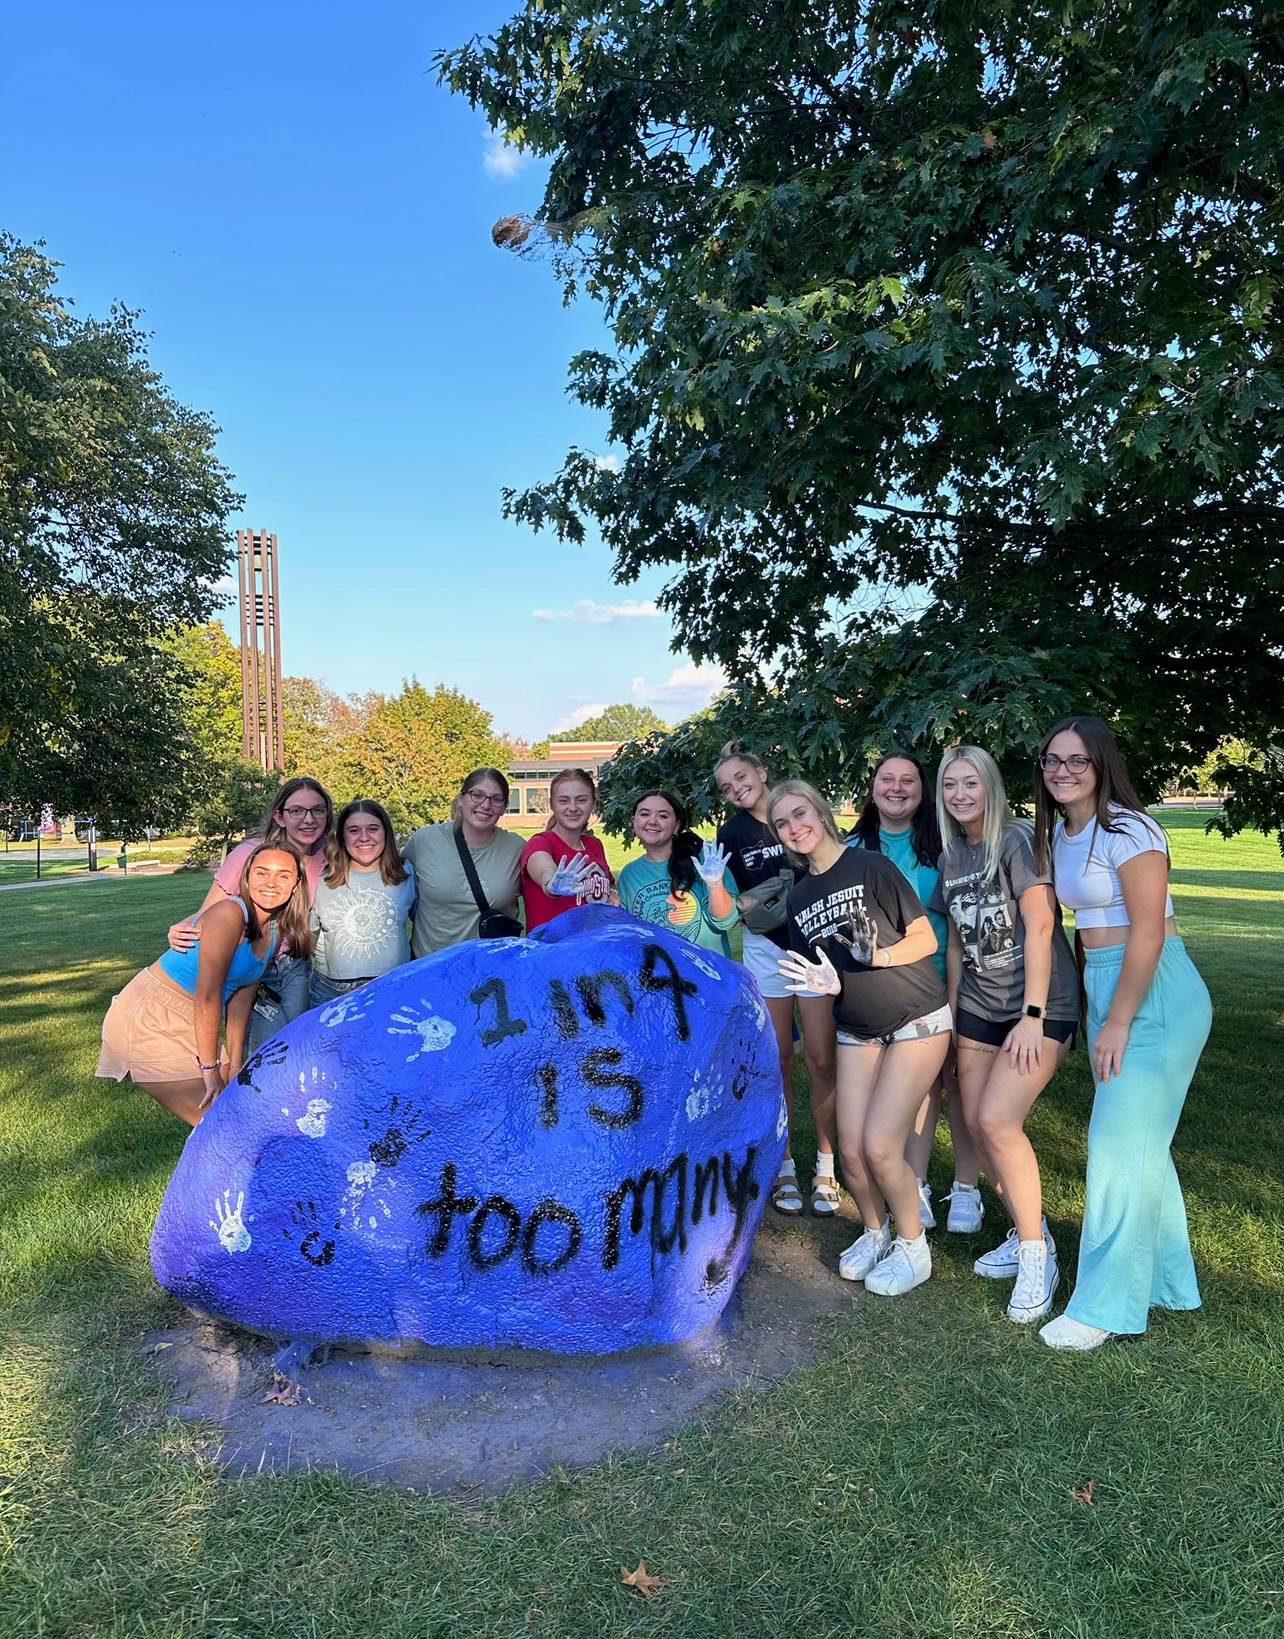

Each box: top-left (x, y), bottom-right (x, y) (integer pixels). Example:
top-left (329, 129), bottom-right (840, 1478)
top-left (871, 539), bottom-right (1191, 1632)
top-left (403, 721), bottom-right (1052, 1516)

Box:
top-left (309, 800), bottom-right (418, 1009)
top-left (934, 746), bottom-right (1081, 1330)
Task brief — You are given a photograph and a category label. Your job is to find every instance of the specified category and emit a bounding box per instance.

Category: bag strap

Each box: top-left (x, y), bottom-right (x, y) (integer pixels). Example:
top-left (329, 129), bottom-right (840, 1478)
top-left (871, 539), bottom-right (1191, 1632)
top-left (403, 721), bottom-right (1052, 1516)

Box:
top-left (453, 826), bottom-right (496, 919)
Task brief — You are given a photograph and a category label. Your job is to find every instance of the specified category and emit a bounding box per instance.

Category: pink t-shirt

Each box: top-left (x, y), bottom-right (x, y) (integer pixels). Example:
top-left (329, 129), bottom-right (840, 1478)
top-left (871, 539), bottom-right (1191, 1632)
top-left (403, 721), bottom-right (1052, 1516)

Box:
top-left (520, 832), bottom-right (614, 931)
top-left (216, 838), bottom-right (328, 904)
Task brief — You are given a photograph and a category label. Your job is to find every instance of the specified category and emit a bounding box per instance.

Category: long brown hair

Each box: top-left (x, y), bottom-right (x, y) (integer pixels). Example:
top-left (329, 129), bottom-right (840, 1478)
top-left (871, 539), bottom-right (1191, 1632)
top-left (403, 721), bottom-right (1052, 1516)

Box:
top-left (1033, 715), bottom-right (1152, 873)
top-left (325, 800), bottom-right (409, 888)
top-left (236, 840), bottom-right (313, 958)
top-left (850, 749), bottom-right (943, 868)
top-left (259, 777), bottom-right (335, 847)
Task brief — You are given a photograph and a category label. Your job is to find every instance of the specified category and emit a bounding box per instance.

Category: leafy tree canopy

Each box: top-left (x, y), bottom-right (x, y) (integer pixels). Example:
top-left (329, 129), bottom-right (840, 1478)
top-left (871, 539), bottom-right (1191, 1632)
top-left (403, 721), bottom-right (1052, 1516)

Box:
top-left (441, 1), bottom-right (1284, 840)
top-left (532, 701), bottom-right (668, 755)
top-left (0, 236), bottom-right (239, 827)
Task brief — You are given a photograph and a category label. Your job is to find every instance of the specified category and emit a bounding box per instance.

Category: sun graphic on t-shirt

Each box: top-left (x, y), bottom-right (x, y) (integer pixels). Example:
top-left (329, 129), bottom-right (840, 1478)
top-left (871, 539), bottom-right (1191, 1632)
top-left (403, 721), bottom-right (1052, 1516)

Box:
top-left (329, 892), bottom-right (399, 958)
top-left (666, 890), bottom-right (700, 928)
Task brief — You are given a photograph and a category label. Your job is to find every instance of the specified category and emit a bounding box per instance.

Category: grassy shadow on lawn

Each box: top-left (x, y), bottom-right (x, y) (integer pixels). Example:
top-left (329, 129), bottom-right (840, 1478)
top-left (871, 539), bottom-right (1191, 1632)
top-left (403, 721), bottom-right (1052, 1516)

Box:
top-left (1, 830), bottom-right (1282, 1638)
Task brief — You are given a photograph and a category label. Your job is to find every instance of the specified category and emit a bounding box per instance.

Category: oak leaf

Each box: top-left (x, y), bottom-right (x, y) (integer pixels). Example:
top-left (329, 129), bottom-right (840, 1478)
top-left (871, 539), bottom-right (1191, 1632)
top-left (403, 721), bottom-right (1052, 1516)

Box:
top-left (1070, 1481), bottom-right (1096, 1505)
top-left (621, 1561), bottom-right (662, 1598)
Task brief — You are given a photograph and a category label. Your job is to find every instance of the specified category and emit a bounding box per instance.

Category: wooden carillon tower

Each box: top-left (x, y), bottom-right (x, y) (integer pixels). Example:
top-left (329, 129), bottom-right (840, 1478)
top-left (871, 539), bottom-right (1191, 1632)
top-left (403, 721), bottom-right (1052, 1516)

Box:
top-left (237, 529), bottom-right (286, 772)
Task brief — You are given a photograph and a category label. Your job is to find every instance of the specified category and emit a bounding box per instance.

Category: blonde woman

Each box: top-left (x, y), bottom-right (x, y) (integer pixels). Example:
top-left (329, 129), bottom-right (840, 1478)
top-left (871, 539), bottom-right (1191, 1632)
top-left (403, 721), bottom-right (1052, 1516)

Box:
top-left (935, 746), bottom-right (1080, 1324)
top-left (99, 842), bottom-right (310, 1126)
top-left (715, 745), bottom-right (838, 1219)
top-left (521, 768), bottom-right (616, 932)
top-left (772, 780), bottom-right (950, 1297)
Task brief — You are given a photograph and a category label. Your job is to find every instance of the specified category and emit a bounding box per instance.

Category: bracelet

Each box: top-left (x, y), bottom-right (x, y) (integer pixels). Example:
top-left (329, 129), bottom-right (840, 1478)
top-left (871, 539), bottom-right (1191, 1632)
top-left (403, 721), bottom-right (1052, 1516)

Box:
top-left (198, 1062), bottom-right (220, 1072)
top-left (880, 948), bottom-right (892, 968)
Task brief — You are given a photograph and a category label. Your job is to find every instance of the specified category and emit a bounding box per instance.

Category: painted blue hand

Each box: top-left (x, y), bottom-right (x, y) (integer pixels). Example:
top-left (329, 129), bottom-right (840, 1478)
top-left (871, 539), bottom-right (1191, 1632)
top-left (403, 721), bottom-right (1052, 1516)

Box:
top-left (547, 853), bottom-right (596, 898)
top-left (695, 841), bottom-right (730, 885)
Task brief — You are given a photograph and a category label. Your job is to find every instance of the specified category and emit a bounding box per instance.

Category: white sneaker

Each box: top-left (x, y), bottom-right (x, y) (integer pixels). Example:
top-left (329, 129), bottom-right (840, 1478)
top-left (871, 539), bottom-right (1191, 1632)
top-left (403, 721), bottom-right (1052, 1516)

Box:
top-left (838, 1222), bottom-right (891, 1282)
top-left (917, 1178), bottom-right (936, 1230)
top-left (864, 1235), bottom-right (932, 1297)
top-left (944, 1182), bottom-right (984, 1234)
top-left (973, 1219), bottom-right (1056, 1279)
top-left (1006, 1241), bottom-right (1060, 1323)
top-left (1039, 1314), bottom-right (1112, 1352)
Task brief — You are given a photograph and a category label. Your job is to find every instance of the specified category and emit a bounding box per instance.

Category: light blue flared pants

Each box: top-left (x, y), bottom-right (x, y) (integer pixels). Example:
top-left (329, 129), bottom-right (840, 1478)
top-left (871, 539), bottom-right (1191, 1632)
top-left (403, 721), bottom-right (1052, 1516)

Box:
top-left (1066, 937), bottom-right (1212, 1336)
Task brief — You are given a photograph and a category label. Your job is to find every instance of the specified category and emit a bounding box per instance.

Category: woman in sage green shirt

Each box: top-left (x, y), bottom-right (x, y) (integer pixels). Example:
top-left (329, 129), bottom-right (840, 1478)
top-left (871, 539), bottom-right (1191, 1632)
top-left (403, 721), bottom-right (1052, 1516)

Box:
top-left (402, 768), bottom-right (524, 957)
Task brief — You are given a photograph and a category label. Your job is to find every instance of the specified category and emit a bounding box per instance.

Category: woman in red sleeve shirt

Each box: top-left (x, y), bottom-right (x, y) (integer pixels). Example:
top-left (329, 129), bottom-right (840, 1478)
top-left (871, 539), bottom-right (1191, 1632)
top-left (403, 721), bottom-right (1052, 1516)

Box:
top-left (520, 768), bottom-right (617, 932)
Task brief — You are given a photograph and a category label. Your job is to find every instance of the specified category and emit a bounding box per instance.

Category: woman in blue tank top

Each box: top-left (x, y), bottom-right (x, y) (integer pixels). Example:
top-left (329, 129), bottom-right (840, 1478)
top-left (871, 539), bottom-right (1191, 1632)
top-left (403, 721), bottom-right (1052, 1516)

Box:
top-left (97, 843), bottom-right (312, 1126)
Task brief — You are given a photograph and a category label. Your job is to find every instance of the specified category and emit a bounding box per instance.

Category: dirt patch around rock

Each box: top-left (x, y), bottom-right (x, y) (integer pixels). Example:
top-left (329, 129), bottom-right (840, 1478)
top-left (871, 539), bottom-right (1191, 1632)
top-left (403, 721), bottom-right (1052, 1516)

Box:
top-left (143, 1205), bottom-right (862, 1495)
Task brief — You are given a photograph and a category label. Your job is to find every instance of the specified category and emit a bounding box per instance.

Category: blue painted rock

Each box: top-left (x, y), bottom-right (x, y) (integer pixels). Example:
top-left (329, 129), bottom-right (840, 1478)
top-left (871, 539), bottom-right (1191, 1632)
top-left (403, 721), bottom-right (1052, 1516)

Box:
top-left (151, 906), bottom-right (787, 1354)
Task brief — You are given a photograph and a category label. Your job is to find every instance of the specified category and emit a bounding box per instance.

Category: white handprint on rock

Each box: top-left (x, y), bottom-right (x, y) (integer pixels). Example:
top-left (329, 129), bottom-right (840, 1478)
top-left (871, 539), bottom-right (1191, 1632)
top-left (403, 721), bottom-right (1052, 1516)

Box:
top-left (211, 1190), bottom-right (251, 1255)
top-left (388, 1002), bottom-right (458, 1060)
top-left (320, 993), bottom-right (369, 1028)
top-left (295, 1097), bottom-right (332, 1138)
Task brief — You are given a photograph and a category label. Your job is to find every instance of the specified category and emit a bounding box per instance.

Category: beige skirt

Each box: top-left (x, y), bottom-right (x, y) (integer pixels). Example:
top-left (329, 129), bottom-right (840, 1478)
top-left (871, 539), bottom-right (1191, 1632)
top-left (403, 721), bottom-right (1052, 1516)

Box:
top-left (97, 967), bottom-right (228, 1085)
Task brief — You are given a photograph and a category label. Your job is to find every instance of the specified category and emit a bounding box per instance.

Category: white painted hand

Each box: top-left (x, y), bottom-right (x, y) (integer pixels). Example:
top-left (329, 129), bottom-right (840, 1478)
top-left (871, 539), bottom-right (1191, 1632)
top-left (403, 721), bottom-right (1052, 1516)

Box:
top-left (212, 1189), bottom-right (251, 1254)
top-left (696, 840), bottom-right (730, 885)
top-left (547, 853), bottom-right (596, 897)
top-left (778, 947), bottom-right (841, 996)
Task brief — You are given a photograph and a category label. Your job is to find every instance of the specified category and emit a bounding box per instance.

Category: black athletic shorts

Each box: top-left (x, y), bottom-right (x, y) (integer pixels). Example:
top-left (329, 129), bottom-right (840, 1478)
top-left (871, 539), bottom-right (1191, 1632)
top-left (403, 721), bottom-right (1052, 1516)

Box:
top-left (954, 1007), bottom-right (1078, 1050)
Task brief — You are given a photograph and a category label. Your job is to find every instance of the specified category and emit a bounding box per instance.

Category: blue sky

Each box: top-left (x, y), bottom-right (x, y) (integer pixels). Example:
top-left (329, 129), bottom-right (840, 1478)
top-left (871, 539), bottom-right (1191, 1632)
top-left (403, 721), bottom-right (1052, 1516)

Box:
top-left (0, 1), bottom-right (724, 740)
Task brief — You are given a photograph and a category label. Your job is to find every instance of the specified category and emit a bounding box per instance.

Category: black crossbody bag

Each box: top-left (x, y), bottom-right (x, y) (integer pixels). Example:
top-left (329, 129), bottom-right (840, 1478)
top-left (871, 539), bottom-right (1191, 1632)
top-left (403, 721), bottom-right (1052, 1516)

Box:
top-left (453, 826), bottom-right (523, 940)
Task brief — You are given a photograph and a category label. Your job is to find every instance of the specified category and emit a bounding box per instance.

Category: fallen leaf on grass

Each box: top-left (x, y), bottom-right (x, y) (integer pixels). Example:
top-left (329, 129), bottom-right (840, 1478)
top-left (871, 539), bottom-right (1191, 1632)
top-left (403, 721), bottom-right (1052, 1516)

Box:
top-left (1071, 1481), bottom-right (1096, 1505)
top-left (144, 1341), bottom-right (174, 1355)
top-left (621, 1562), bottom-right (662, 1599)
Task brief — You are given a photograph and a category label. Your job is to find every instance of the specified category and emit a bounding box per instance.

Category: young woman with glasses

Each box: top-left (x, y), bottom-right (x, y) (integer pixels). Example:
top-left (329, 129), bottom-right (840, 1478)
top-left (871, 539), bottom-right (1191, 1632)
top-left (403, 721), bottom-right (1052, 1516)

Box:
top-left (1033, 716), bottom-right (1212, 1351)
top-left (309, 800), bottom-right (418, 1007)
top-left (714, 746), bottom-right (839, 1220)
top-left (848, 751), bottom-right (983, 1234)
top-left (771, 779), bottom-right (950, 1298)
top-left (934, 746), bottom-right (1081, 1325)
top-left (520, 768), bottom-right (617, 932)
top-left (166, 777), bottom-right (334, 1051)
top-left (402, 768), bottom-right (525, 955)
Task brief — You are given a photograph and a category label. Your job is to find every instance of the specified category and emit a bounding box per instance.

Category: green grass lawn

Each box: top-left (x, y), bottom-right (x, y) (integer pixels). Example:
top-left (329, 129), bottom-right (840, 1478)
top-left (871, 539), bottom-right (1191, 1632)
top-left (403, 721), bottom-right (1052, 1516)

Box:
top-left (1, 818), bottom-right (1282, 1637)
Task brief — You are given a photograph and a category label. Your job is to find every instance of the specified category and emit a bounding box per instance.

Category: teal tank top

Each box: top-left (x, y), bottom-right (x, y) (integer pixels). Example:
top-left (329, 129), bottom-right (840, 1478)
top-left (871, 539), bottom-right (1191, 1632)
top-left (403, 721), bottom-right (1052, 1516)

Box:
top-left (158, 896), bottom-right (278, 1004)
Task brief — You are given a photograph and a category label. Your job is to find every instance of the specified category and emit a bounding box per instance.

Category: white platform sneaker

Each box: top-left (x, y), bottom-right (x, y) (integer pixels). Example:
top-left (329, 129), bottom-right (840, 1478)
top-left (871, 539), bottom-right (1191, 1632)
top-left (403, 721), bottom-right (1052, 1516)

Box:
top-left (864, 1234), bottom-right (932, 1297)
top-left (838, 1222), bottom-right (892, 1282)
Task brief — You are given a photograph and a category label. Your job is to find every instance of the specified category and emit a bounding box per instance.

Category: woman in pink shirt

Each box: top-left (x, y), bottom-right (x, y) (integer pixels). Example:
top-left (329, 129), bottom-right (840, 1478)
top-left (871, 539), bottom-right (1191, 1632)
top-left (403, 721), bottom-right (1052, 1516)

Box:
top-left (167, 777), bottom-right (334, 1050)
top-left (520, 768), bottom-right (617, 932)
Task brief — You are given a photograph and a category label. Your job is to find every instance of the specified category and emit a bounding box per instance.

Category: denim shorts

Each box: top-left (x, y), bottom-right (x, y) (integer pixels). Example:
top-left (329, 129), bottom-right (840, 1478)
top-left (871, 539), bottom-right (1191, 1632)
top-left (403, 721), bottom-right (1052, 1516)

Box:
top-left (837, 1002), bottom-right (953, 1048)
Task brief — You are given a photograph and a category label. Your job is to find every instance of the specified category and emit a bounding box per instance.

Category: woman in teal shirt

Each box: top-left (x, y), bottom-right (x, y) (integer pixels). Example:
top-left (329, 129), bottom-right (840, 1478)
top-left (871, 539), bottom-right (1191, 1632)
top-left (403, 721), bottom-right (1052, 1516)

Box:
top-left (848, 752), bottom-right (982, 1231)
top-left (618, 789), bottom-right (739, 956)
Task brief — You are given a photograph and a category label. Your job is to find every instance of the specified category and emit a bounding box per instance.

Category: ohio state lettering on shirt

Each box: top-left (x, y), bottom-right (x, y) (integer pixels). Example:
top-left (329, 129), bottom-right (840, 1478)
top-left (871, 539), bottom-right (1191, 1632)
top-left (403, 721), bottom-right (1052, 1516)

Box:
top-left (786, 848), bottom-right (947, 1039)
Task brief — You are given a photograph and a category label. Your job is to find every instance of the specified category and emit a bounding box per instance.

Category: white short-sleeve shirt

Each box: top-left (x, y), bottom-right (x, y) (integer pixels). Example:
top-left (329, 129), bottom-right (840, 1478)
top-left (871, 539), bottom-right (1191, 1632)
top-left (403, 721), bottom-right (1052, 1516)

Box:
top-left (1052, 808), bottom-right (1174, 929)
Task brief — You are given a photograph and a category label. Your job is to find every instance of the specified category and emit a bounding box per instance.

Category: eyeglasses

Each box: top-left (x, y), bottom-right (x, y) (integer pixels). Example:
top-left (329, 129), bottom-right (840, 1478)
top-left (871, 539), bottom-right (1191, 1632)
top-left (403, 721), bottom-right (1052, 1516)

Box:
top-left (467, 791), bottom-right (507, 808)
top-left (281, 805), bottom-right (328, 820)
top-left (1039, 754), bottom-right (1092, 773)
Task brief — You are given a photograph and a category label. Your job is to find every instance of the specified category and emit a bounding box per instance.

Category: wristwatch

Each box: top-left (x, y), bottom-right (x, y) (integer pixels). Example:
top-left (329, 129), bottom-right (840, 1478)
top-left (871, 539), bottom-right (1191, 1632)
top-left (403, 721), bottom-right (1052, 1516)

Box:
top-left (1024, 1004), bottom-right (1045, 1019)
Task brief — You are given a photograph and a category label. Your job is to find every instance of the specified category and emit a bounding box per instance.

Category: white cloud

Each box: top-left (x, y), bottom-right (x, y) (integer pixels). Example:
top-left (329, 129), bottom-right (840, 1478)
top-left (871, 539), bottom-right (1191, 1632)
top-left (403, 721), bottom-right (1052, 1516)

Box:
top-left (551, 702), bottom-right (608, 733)
top-left (595, 454), bottom-right (622, 473)
top-left (483, 129), bottom-right (529, 180)
top-left (631, 662), bottom-right (728, 707)
top-left (531, 599), bottom-right (662, 625)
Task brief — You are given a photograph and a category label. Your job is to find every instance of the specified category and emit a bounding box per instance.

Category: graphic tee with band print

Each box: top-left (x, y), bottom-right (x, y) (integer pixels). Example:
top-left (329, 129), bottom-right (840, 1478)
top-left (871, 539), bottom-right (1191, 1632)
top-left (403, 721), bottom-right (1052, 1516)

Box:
top-left (786, 848), bottom-right (946, 1039)
top-left (717, 809), bottom-right (806, 950)
top-left (931, 827), bottom-right (1080, 1024)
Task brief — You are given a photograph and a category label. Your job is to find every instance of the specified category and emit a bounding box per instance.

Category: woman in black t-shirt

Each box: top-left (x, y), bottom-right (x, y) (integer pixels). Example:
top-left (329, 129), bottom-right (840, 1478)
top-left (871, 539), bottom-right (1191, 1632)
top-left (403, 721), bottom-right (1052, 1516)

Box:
top-left (715, 746), bottom-right (836, 1219)
top-left (770, 779), bottom-right (951, 1298)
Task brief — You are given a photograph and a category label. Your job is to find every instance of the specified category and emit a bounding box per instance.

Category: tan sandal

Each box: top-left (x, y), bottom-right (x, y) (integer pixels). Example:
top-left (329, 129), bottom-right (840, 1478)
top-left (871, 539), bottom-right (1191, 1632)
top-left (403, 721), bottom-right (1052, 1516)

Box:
top-left (811, 1174), bottom-right (841, 1216)
top-left (771, 1172), bottom-right (804, 1215)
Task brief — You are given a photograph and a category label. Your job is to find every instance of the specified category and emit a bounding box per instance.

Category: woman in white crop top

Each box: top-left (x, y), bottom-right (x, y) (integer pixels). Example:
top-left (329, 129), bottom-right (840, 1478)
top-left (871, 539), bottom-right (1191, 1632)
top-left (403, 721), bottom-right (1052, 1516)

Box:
top-left (1031, 716), bottom-right (1212, 1353)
